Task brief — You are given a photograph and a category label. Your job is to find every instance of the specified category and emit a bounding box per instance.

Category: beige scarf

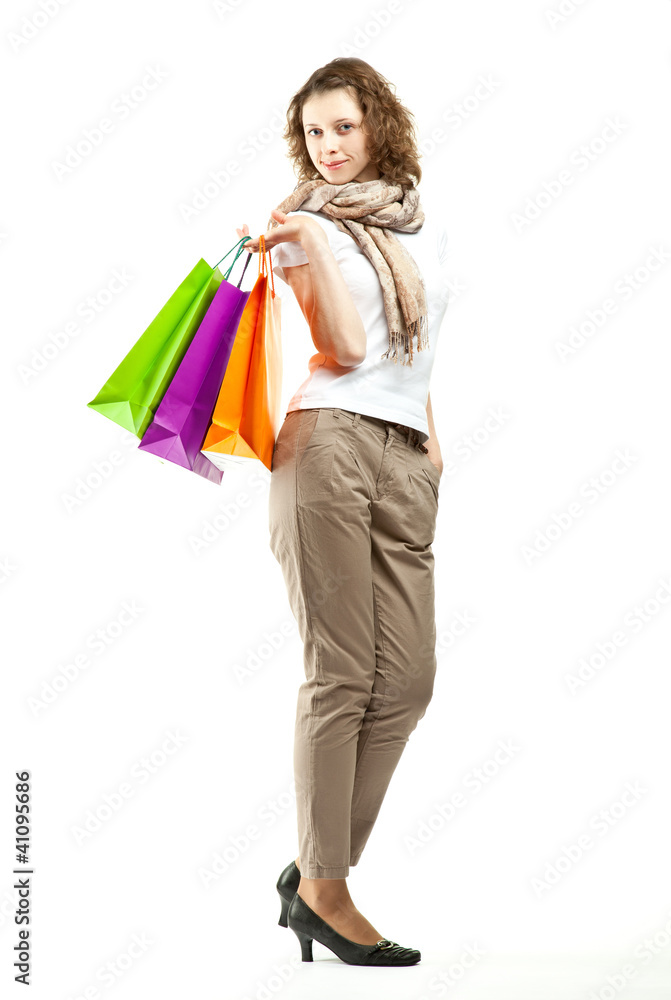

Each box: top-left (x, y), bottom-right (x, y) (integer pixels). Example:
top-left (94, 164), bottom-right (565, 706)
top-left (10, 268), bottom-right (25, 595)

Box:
top-left (267, 177), bottom-right (428, 366)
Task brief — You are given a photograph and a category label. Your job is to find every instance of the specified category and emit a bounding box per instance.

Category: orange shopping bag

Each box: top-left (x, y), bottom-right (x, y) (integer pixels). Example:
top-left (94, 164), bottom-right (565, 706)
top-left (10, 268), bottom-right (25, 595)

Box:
top-left (200, 235), bottom-right (282, 472)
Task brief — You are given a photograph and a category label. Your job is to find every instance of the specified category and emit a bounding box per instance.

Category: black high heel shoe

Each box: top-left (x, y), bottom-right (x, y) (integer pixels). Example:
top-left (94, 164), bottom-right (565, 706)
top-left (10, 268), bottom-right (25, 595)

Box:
top-left (287, 891), bottom-right (421, 966)
top-left (276, 860), bottom-right (301, 927)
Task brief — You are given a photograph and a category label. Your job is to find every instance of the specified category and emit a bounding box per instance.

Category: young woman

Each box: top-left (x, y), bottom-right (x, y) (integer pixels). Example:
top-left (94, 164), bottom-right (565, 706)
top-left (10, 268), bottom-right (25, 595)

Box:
top-left (237, 56), bottom-right (450, 967)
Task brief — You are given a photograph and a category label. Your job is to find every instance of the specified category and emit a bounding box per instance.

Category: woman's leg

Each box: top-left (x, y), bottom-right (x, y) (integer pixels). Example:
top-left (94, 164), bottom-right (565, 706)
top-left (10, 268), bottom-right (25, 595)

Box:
top-left (268, 407), bottom-right (438, 942)
top-left (269, 407), bottom-right (380, 879)
top-left (270, 407), bottom-right (390, 944)
top-left (349, 423), bottom-right (439, 866)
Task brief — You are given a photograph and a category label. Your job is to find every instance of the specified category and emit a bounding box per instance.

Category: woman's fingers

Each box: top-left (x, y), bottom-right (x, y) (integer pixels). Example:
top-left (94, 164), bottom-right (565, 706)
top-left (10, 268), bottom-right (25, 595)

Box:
top-left (241, 229), bottom-right (270, 252)
top-left (237, 212), bottom-right (284, 252)
top-left (235, 222), bottom-right (257, 251)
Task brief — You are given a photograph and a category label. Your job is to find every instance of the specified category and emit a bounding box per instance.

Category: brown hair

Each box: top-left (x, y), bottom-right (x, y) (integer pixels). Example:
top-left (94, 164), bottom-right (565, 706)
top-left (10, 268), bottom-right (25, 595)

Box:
top-left (282, 57), bottom-right (422, 189)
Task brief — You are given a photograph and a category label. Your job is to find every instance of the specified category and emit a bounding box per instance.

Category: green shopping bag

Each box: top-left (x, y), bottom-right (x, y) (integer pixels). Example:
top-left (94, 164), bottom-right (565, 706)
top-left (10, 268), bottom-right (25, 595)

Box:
top-left (87, 259), bottom-right (224, 437)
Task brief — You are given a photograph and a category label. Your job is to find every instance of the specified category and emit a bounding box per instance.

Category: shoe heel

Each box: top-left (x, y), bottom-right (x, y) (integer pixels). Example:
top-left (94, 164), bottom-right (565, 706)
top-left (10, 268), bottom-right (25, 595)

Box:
top-left (277, 892), bottom-right (290, 928)
top-left (293, 929), bottom-right (314, 962)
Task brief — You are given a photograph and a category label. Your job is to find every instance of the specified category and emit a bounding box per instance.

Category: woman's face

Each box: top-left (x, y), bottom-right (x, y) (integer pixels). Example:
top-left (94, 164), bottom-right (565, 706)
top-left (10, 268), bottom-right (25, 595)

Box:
top-left (302, 87), bottom-right (380, 185)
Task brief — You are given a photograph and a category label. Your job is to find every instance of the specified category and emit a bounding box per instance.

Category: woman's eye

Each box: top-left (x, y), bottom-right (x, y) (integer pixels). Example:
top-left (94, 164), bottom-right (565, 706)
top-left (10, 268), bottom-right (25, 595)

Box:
top-left (307, 124), bottom-right (353, 136)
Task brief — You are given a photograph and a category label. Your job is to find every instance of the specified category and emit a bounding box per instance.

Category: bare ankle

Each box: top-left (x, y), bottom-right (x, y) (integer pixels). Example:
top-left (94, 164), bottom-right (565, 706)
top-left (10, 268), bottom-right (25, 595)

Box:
top-left (299, 880), bottom-right (353, 910)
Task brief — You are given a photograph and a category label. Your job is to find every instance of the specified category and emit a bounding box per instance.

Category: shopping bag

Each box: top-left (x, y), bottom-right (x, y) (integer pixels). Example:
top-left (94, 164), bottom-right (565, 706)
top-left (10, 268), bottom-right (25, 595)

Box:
top-left (137, 240), bottom-right (253, 484)
top-left (87, 260), bottom-right (224, 437)
top-left (200, 235), bottom-right (282, 473)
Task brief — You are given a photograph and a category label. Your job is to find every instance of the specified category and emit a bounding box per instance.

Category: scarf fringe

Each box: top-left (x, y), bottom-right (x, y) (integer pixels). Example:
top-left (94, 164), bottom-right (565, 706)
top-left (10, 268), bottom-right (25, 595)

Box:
top-left (380, 313), bottom-right (430, 366)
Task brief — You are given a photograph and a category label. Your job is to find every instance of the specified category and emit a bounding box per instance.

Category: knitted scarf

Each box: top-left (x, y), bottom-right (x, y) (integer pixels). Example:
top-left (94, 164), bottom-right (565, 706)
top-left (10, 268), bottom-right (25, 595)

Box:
top-left (267, 177), bottom-right (428, 366)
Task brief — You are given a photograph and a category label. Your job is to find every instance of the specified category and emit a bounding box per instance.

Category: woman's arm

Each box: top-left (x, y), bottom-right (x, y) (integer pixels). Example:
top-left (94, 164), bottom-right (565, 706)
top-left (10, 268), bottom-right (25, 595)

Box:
top-left (238, 210), bottom-right (367, 368)
top-left (425, 392), bottom-right (443, 474)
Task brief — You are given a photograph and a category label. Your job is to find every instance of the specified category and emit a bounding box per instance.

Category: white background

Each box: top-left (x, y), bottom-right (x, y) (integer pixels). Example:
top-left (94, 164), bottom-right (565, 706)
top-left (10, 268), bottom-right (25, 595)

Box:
top-left (2, 0), bottom-right (671, 997)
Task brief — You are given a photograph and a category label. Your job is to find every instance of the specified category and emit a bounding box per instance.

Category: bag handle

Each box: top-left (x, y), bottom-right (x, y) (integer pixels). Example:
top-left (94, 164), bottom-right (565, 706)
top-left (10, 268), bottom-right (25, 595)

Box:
top-left (213, 237), bottom-right (253, 289)
top-left (258, 235), bottom-right (276, 297)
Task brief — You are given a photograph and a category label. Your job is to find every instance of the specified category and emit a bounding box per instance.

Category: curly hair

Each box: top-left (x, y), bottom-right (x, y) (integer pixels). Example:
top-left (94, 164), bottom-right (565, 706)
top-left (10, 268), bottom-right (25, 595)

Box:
top-left (282, 57), bottom-right (422, 190)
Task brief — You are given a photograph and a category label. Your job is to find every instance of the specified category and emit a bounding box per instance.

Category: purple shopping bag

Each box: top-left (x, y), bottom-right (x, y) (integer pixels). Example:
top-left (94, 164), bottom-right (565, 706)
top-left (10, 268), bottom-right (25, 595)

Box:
top-left (138, 245), bottom-right (251, 484)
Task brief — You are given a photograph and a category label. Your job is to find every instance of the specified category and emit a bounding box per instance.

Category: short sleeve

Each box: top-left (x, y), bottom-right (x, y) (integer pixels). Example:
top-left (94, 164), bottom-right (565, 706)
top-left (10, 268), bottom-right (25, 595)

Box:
top-left (271, 240), bottom-right (309, 285)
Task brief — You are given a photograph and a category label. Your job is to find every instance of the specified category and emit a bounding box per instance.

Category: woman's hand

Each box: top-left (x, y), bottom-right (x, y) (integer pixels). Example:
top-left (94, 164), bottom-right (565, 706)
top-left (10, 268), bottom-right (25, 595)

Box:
top-left (236, 208), bottom-right (325, 253)
top-left (425, 448), bottom-right (443, 477)
top-left (238, 208), bottom-right (366, 366)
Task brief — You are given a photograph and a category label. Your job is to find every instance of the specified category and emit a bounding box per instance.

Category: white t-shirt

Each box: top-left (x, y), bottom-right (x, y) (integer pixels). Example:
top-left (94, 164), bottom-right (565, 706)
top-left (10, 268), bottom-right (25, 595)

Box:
top-left (271, 208), bottom-right (450, 445)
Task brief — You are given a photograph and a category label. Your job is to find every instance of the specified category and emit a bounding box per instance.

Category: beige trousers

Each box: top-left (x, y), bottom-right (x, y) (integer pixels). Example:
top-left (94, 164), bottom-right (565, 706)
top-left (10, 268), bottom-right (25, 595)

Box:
top-left (268, 406), bottom-right (440, 878)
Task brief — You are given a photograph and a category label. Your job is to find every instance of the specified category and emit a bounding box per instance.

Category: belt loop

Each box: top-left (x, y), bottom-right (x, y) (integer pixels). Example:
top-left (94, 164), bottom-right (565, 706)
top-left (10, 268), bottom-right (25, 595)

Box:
top-left (333, 408), bottom-right (341, 420)
top-left (352, 412), bottom-right (361, 428)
